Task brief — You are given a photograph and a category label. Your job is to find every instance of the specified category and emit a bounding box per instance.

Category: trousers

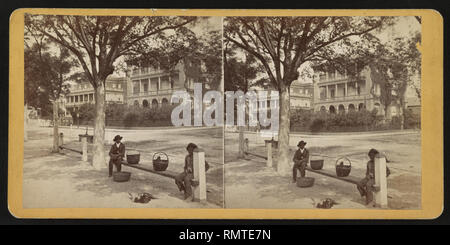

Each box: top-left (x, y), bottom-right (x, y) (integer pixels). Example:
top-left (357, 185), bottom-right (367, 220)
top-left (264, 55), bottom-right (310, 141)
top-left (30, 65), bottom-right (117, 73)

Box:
top-left (109, 159), bottom-right (122, 176)
top-left (175, 172), bottom-right (194, 199)
top-left (293, 161), bottom-right (307, 180)
top-left (356, 176), bottom-right (375, 204)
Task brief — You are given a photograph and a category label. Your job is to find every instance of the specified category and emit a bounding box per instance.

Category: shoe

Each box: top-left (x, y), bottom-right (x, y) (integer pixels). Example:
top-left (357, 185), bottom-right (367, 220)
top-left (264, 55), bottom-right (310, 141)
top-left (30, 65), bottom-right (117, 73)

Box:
top-left (184, 194), bottom-right (193, 201)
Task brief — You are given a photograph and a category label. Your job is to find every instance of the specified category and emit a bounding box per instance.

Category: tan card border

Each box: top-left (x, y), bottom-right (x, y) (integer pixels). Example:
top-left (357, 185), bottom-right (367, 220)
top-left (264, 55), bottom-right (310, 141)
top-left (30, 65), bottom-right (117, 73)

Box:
top-left (8, 8), bottom-right (443, 219)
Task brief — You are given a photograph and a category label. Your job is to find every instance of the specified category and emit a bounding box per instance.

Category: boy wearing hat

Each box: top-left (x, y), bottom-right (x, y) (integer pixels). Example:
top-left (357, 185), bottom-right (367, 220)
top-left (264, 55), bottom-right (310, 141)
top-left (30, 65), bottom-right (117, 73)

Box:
top-left (292, 140), bottom-right (309, 182)
top-left (175, 143), bottom-right (210, 200)
top-left (109, 135), bottom-right (125, 177)
top-left (357, 148), bottom-right (391, 205)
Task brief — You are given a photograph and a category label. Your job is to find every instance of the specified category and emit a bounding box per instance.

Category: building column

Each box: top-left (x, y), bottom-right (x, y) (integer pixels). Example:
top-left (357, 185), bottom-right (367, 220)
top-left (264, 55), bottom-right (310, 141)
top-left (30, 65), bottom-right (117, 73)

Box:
top-left (326, 86), bottom-right (329, 99)
top-left (344, 82), bottom-right (348, 97)
top-left (335, 84), bottom-right (338, 97)
top-left (158, 77), bottom-right (161, 94)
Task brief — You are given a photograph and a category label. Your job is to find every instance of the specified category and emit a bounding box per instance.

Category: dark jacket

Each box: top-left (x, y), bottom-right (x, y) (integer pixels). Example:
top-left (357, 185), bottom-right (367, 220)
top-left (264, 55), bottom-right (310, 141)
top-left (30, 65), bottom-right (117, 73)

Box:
top-left (109, 143), bottom-right (125, 163)
top-left (293, 148), bottom-right (309, 164)
top-left (184, 154), bottom-right (210, 174)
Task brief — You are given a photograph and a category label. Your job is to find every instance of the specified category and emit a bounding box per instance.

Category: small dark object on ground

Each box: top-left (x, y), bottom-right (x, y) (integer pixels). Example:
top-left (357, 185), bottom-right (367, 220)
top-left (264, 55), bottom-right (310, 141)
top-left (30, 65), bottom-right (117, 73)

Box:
top-left (129, 192), bottom-right (157, 203)
top-left (113, 171), bottom-right (131, 182)
top-left (316, 198), bottom-right (338, 209)
top-left (296, 177), bottom-right (315, 188)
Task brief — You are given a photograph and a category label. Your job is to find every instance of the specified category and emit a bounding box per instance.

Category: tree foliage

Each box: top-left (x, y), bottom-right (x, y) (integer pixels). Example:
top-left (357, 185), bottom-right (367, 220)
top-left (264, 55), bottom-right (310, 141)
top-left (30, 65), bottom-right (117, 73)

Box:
top-left (24, 41), bottom-right (74, 116)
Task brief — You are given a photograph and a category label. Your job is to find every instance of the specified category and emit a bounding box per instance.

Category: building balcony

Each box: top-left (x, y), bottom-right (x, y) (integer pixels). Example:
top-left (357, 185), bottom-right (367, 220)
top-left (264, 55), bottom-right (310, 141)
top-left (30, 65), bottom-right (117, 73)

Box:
top-left (316, 94), bottom-right (372, 104)
top-left (128, 88), bottom-right (182, 98)
top-left (65, 101), bottom-right (95, 107)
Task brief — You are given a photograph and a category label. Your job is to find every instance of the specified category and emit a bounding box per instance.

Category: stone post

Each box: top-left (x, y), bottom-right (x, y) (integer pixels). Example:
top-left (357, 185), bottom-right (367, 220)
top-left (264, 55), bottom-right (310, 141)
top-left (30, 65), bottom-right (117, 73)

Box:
top-left (81, 136), bottom-right (88, 162)
top-left (193, 148), bottom-right (207, 203)
top-left (374, 153), bottom-right (388, 208)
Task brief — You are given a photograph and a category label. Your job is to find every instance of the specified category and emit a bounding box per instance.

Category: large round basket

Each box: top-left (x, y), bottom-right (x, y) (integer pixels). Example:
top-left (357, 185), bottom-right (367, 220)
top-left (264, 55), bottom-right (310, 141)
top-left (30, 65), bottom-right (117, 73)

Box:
top-left (126, 150), bottom-right (140, 164)
top-left (113, 171), bottom-right (131, 182)
top-left (335, 156), bottom-right (351, 177)
top-left (297, 177), bottom-right (315, 188)
top-left (153, 152), bottom-right (169, 171)
top-left (310, 159), bottom-right (324, 170)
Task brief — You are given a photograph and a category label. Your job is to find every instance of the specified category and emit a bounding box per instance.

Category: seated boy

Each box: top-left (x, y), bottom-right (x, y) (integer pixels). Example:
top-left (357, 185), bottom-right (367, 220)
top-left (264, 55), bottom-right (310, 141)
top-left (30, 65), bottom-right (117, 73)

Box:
top-left (292, 140), bottom-right (309, 183)
top-left (357, 148), bottom-right (391, 205)
top-left (175, 143), bottom-right (210, 201)
top-left (109, 135), bottom-right (125, 177)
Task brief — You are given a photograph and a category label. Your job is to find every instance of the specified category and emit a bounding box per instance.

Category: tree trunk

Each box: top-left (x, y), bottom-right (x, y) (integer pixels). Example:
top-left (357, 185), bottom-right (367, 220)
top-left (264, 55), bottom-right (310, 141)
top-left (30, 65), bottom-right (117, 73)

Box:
top-left (24, 104), bottom-right (28, 142)
top-left (92, 82), bottom-right (106, 170)
top-left (52, 101), bottom-right (59, 153)
top-left (238, 126), bottom-right (245, 158)
top-left (277, 85), bottom-right (291, 175)
top-left (399, 100), bottom-right (405, 130)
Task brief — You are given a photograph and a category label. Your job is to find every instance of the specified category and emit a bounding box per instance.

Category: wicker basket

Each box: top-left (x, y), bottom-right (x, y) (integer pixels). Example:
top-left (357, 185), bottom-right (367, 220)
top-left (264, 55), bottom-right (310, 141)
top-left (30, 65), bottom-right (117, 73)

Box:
top-left (113, 171), bottom-right (131, 182)
top-left (310, 159), bottom-right (324, 170)
top-left (335, 156), bottom-right (351, 177)
top-left (126, 151), bottom-right (140, 164)
top-left (297, 177), bottom-right (315, 188)
top-left (153, 152), bottom-right (169, 171)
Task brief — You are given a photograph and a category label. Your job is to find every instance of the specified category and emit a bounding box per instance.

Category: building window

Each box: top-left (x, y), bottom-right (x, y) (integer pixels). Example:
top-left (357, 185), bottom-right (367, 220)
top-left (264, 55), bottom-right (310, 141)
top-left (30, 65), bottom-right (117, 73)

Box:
top-left (80, 95), bottom-right (83, 102)
top-left (133, 80), bottom-right (140, 94)
top-left (150, 77), bottom-right (158, 91)
top-left (161, 76), bottom-right (170, 90)
top-left (319, 86), bottom-right (327, 99)
top-left (89, 94), bottom-right (93, 101)
top-left (142, 79), bottom-right (149, 92)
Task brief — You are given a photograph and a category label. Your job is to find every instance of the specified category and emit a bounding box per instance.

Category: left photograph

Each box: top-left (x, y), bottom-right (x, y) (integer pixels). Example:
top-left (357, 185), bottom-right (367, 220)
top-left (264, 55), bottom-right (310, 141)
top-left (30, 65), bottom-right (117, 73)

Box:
top-left (23, 14), bottom-right (224, 208)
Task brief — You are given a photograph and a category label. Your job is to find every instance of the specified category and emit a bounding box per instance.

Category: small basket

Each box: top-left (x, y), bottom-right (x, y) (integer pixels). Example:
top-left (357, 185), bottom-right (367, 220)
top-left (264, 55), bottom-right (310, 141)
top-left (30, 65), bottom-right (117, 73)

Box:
top-left (113, 171), bottom-right (131, 182)
top-left (310, 159), bottom-right (324, 170)
top-left (297, 177), bottom-right (315, 188)
top-left (335, 156), bottom-right (351, 177)
top-left (153, 152), bottom-right (169, 171)
top-left (126, 150), bottom-right (140, 164)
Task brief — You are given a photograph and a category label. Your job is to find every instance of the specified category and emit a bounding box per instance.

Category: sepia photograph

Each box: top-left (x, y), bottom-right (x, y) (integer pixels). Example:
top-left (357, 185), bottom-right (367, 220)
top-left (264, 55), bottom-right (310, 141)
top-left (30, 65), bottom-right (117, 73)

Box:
top-left (22, 14), bottom-right (224, 208)
top-left (223, 16), bottom-right (422, 209)
top-left (9, 9), bottom-right (442, 219)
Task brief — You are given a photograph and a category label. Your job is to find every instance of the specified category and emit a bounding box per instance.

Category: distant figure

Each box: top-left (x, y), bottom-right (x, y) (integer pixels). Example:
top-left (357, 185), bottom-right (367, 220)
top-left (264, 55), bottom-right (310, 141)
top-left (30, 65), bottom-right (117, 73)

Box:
top-left (356, 148), bottom-right (391, 205)
top-left (175, 143), bottom-right (210, 201)
top-left (109, 135), bottom-right (125, 177)
top-left (292, 140), bottom-right (309, 183)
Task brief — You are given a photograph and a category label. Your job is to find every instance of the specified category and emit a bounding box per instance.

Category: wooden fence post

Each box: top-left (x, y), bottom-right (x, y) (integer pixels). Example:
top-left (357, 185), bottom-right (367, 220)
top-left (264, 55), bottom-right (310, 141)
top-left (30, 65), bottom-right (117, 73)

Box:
top-left (374, 153), bottom-right (388, 208)
top-left (193, 148), bottom-right (207, 203)
top-left (265, 140), bottom-right (273, 167)
top-left (81, 136), bottom-right (88, 162)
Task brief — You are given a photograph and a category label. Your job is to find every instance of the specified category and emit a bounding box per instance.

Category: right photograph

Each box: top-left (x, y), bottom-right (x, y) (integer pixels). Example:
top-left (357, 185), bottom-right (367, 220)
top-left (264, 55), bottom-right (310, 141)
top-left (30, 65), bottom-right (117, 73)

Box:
top-left (223, 16), bottom-right (422, 209)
